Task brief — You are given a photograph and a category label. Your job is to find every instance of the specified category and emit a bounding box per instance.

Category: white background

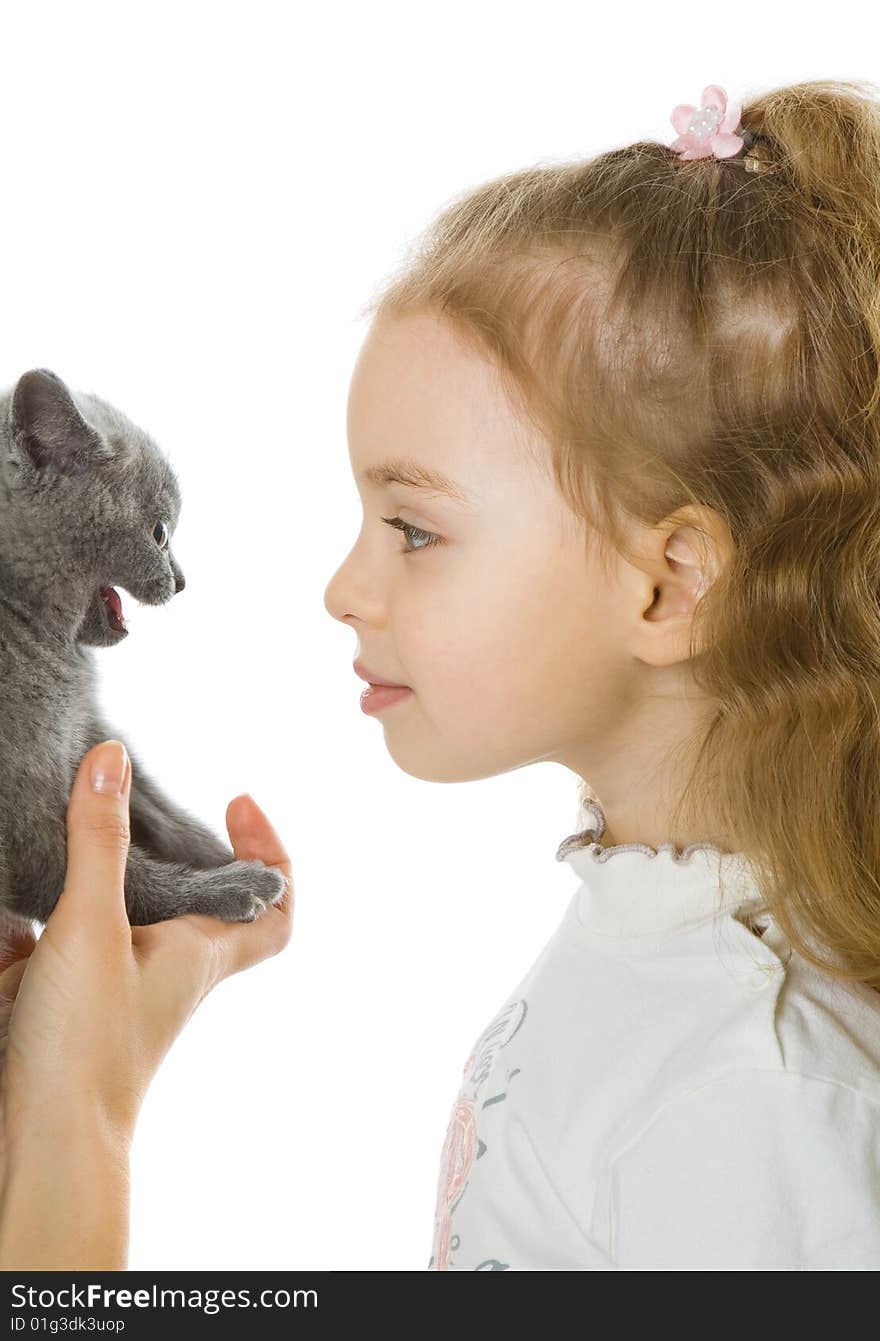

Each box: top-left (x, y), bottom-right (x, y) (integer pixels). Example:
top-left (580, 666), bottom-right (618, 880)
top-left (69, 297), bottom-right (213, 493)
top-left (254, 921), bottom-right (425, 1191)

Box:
top-left (1, 0), bottom-right (876, 1270)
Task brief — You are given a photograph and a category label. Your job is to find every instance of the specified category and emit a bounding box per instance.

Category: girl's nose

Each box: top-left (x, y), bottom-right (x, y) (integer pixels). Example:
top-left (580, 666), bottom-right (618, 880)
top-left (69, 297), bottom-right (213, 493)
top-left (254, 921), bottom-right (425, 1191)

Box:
top-left (323, 567), bottom-right (354, 623)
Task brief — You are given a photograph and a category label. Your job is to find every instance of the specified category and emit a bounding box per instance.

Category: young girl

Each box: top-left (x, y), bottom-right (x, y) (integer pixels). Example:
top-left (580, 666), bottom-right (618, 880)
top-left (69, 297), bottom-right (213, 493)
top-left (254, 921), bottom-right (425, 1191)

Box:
top-left (3, 74), bottom-right (880, 1271)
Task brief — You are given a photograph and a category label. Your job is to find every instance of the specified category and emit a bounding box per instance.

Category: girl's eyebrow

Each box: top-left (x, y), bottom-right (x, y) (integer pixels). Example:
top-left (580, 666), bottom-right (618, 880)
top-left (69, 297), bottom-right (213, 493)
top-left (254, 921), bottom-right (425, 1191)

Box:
top-left (358, 456), bottom-right (475, 506)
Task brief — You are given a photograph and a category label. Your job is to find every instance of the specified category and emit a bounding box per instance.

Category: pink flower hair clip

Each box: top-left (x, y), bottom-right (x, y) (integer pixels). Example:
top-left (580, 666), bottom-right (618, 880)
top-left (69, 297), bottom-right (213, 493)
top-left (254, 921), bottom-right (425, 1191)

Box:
top-left (669, 84), bottom-right (749, 160)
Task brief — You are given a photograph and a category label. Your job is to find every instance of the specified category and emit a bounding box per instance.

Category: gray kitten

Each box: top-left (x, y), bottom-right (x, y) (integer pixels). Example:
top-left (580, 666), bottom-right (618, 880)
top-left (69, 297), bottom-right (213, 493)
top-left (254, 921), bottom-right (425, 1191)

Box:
top-left (0, 367), bottom-right (285, 933)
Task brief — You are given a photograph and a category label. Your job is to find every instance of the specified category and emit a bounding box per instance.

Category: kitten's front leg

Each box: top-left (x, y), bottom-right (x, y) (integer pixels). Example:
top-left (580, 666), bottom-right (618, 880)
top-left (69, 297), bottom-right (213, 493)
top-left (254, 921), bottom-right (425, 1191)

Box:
top-left (84, 718), bottom-right (235, 870)
top-left (122, 844), bottom-right (286, 926)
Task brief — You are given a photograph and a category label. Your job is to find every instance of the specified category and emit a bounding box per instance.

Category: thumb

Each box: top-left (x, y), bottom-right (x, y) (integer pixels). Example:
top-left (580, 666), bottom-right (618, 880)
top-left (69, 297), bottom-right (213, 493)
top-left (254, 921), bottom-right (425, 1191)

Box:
top-left (55, 739), bottom-right (132, 932)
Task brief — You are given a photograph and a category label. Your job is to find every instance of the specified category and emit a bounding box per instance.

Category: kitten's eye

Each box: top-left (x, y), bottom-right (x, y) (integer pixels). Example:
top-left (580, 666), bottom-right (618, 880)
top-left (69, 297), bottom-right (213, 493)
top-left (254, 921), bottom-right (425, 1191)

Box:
top-left (153, 520), bottom-right (169, 549)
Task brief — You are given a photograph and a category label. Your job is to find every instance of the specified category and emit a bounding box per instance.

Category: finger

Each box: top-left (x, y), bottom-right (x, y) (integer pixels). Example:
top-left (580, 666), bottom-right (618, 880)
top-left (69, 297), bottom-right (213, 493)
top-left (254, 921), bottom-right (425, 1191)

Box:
top-left (226, 794), bottom-right (293, 886)
top-left (153, 794), bottom-right (294, 984)
top-left (216, 793), bottom-right (294, 971)
top-left (54, 740), bottom-right (133, 937)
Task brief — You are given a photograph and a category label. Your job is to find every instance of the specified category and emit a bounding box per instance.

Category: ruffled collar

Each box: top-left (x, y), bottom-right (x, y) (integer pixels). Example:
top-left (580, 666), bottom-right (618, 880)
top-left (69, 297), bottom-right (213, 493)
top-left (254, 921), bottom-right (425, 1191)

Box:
top-left (554, 797), bottom-right (764, 941)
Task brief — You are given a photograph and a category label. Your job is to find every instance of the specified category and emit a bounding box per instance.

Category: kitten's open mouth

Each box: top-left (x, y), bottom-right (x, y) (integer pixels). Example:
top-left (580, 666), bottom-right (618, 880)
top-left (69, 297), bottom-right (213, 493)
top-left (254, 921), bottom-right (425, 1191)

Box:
top-left (99, 586), bottom-right (126, 634)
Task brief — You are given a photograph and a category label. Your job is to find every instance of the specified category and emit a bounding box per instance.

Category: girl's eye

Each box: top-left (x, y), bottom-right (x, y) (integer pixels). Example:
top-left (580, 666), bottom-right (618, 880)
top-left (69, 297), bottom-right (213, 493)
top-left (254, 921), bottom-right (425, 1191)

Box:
top-left (381, 515), bottom-right (442, 554)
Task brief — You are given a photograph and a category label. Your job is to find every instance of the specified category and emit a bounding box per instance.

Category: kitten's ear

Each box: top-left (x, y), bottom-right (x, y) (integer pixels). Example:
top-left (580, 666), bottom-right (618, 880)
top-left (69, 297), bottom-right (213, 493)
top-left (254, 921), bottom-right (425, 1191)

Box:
top-left (8, 368), bottom-right (107, 476)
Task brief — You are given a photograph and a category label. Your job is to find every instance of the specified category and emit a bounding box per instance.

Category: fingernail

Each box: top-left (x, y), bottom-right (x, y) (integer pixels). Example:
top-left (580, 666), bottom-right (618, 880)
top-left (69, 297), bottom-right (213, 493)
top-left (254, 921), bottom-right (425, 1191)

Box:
top-left (91, 740), bottom-right (128, 794)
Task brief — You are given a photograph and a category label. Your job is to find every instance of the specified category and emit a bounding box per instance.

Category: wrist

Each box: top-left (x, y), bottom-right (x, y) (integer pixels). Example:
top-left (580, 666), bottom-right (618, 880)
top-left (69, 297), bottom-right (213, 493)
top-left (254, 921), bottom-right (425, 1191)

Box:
top-left (1, 1100), bottom-right (133, 1270)
top-left (5, 1087), bottom-right (139, 1156)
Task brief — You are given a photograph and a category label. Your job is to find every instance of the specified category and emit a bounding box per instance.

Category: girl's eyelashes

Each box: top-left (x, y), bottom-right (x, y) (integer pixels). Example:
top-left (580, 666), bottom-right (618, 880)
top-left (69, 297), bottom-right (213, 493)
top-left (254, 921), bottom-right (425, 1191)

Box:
top-left (381, 515), bottom-right (442, 554)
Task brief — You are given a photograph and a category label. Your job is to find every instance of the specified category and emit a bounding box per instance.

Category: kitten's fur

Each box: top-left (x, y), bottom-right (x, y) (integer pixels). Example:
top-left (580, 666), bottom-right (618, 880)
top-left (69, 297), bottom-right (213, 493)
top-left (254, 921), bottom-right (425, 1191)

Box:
top-left (0, 368), bottom-right (285, 933)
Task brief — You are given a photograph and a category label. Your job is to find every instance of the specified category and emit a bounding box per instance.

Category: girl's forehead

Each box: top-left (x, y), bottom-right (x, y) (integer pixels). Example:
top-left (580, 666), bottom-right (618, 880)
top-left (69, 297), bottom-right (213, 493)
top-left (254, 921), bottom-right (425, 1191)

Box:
top-left (349, 312), bottom-right (549, 491)
top-left (352, 309), bottom-right (498, 401)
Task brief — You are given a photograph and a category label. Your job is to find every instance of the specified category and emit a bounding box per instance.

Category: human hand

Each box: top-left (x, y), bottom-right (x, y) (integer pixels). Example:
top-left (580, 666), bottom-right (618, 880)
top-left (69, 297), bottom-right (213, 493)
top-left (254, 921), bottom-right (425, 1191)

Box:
top-left (0, 739), bottom-right (294, 1161)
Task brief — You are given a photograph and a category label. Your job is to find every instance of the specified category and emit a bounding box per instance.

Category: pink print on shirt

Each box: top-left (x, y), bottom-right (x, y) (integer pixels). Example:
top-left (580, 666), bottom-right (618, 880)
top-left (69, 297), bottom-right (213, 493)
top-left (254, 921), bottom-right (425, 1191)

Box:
top-left (429, 998), bottom-right (527, 1270)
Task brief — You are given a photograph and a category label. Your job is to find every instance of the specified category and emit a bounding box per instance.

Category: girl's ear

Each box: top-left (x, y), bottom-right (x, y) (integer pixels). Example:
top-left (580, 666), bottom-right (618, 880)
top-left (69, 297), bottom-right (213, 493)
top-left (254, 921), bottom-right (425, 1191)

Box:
top-left (8, 368), bottom-right (107, 477)
top-left (636, 508), bottom-right (735, 662)
top-left (664, 528), bottom-right (714, 600)
top-left (664, 507), bottom-right (735, 601)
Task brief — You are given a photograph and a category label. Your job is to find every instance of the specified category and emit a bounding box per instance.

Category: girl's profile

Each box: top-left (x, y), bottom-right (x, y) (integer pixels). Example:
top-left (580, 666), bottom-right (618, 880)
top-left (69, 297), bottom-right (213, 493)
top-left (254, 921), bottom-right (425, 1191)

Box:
top-left (3, 72), bottom-right (880, 1274)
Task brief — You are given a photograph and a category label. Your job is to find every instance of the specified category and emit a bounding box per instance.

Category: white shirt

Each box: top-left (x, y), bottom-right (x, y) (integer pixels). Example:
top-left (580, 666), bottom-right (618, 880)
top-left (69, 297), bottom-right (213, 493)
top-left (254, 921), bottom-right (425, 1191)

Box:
top-left (427, 799), bottom-right (880, 1270)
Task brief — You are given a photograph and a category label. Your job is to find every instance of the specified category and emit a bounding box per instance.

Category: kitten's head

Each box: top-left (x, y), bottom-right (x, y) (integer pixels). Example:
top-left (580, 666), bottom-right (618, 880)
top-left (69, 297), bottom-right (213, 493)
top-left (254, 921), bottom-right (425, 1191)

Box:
top-left (0, 368), bottom-right (185, 648)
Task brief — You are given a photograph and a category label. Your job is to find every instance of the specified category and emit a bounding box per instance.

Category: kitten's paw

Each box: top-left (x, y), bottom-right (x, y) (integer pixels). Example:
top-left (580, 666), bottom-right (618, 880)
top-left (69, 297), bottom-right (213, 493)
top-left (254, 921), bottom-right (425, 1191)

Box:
top-left (244, 863), bottom-right (288, 920)
top-left (195, 860), bottom-right (287, 923)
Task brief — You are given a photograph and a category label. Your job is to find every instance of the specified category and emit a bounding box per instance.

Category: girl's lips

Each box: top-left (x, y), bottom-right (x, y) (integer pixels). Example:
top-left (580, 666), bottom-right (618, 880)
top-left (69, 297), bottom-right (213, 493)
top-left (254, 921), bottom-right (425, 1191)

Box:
top-left (360, 684), bottom-right (412, 715)
top-left (353, 659), bottom-right (408, 688)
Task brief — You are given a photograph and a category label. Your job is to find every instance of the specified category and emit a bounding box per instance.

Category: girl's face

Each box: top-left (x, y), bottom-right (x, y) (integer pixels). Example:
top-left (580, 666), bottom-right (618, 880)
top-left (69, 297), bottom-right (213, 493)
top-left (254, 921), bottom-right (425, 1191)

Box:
top-left (323, 310), bottom-right (677, 790)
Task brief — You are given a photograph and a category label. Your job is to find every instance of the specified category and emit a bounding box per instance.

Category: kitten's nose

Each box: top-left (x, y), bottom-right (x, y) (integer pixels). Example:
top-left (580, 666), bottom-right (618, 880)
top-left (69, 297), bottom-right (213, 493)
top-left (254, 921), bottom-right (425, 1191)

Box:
top-left (174, 572), bottom-right (185, 593)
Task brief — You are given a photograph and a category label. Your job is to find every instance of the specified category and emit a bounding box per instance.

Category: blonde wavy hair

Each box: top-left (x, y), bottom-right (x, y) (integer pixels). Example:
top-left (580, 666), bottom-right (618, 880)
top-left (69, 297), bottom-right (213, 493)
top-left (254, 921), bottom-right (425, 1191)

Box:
top-left (359, 77), bottom-right (880, 994)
